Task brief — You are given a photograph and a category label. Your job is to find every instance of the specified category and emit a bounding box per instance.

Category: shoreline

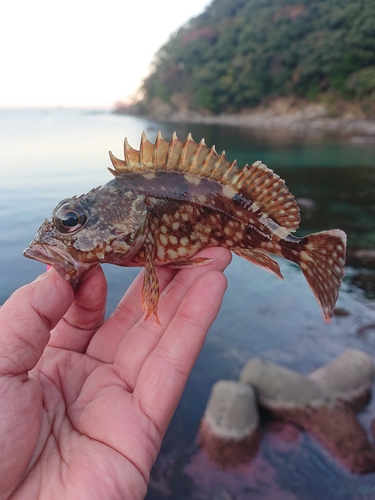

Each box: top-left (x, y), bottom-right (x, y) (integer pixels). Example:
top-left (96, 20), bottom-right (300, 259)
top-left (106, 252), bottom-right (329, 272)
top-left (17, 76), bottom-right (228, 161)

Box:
top-left (114, 99), bottom-right (375, 140)
top-left (164, 111), bottom-right (375, 138)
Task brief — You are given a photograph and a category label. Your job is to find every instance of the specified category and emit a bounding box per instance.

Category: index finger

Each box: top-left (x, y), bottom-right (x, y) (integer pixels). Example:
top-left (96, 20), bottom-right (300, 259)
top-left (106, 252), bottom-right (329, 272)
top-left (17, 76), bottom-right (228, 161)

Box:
top-left (0, 270), bottom-right (73, 377)
top-left (134, 269), bottom-right (228, 435)
top-left (48, 265), bottom-right (107, 352)
top-left (87, 247), bottom-right (231, 365)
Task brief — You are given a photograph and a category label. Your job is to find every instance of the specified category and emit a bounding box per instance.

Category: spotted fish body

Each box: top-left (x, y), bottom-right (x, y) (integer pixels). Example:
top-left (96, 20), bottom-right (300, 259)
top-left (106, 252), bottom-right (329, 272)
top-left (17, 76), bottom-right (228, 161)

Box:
top-left (24, 132), bottom-right (347, 323)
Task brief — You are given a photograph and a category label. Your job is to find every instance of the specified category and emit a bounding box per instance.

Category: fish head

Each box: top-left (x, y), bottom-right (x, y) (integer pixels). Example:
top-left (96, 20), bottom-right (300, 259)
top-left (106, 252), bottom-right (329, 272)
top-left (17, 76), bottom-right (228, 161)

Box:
top-left (24, 184), bottom-right (147, 286)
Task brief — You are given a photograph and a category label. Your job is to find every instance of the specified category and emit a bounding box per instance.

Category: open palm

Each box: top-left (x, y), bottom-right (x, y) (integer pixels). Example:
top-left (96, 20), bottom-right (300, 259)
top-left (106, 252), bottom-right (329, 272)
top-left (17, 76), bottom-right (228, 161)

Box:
top-left (0, 248), bottom-right (231, 500)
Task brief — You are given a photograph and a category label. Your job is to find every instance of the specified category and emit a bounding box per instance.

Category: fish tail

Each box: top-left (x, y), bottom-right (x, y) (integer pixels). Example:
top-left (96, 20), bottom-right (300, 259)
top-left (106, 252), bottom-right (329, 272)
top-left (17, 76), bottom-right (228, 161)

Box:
top-left (298, 229), bottom-right (347, 322)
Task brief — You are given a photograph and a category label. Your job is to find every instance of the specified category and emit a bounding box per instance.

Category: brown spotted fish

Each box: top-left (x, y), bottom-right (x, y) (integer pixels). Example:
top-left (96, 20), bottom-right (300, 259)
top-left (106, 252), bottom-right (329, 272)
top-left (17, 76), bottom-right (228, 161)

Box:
top-left (24, 132), bottom-right (346, 323)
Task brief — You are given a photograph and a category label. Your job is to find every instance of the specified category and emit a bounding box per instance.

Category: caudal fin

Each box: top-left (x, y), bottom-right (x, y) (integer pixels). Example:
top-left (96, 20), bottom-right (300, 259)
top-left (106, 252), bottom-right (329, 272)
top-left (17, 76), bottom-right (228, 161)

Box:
top-left (299, 229), bottom-right (347, 322)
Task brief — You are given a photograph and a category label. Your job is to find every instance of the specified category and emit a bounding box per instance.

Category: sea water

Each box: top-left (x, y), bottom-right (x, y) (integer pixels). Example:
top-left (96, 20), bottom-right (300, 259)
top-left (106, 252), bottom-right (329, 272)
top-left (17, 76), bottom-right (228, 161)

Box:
top-left (1, 108), bottom-right (375, 499)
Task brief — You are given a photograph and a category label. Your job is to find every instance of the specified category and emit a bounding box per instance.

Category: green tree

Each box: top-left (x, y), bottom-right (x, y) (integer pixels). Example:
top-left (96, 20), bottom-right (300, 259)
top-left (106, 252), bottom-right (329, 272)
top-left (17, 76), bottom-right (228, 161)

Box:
top-left (140, 0), bottom-right (375, 114)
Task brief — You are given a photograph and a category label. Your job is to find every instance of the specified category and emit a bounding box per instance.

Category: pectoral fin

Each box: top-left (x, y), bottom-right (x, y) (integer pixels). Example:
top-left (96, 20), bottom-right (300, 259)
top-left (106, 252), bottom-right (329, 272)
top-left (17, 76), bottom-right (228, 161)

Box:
top-left (141, 234), bottom-right (161, 325)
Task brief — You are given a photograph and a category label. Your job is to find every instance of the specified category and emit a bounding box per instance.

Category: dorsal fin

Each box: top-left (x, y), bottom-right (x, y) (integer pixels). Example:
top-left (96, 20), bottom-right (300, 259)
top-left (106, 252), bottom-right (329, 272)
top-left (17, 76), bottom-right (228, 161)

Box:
top-left (108, 131), bottom-right (300, 231)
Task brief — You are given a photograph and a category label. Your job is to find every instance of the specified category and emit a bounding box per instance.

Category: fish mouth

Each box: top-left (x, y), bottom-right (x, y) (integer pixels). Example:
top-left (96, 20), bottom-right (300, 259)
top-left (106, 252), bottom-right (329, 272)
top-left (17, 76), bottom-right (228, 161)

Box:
top-left (23, 243), bottom-right (81, 284)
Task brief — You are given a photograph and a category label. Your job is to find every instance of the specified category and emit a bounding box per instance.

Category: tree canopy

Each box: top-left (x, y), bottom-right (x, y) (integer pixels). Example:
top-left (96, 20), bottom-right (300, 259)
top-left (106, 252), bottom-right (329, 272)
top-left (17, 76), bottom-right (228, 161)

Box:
top-left (139, 0), bottom-right (375, 114)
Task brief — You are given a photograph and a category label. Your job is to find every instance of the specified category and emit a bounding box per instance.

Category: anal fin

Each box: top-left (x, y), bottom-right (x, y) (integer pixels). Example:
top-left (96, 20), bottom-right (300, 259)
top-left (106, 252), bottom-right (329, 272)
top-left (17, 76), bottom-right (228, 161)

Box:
top-left (165, 257), bottom-right (213, 269)
top-left (233, 247), bottom-right (283, 280)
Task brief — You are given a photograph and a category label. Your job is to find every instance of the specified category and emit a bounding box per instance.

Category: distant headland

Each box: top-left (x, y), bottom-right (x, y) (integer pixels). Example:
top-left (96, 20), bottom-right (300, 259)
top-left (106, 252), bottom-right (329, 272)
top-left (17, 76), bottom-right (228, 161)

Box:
top-left (115, 0), bottom-right (375, 140)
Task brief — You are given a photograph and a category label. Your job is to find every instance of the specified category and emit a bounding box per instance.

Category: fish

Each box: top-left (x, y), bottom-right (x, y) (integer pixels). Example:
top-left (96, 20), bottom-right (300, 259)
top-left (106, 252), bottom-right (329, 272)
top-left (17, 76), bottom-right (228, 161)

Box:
top-left (24, 131), bottom-right (347, 323)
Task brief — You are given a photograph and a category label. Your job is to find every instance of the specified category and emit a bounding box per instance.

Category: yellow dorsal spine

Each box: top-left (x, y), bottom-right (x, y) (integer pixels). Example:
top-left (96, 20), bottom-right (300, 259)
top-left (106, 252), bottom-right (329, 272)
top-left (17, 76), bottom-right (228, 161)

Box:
top-left (107, 131), bottom-right (301, 231)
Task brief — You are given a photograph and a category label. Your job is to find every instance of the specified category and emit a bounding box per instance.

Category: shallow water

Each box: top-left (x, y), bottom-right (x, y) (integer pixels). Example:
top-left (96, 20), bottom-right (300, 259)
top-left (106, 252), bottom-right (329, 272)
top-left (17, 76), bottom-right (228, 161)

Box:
top-left (1, 109), bottom-right (375, 499)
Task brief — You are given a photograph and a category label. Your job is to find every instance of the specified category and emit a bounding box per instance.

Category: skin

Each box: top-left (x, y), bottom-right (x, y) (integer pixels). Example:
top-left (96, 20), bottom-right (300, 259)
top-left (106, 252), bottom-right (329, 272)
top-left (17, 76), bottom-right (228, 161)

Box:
top-left (0, 247), bottom-right (231, 500)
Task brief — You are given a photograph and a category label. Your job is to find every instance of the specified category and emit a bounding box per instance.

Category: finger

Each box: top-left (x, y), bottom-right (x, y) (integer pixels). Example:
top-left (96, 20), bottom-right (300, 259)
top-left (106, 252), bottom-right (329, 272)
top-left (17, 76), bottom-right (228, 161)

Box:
top-left (90, 247), bottom-right (230, 360)
top-left (48, 266), bottom-right (107, 352)
top-left (87, 248), bottom-right (231, 366)
top-left (134, 270), bottom-right (227, 435)
top-left (86, 265), bottom-right (177, 361)
top-left (0, 269), bottom-right (73, 376)
top-left (109, 248), bottom-right (231, 388)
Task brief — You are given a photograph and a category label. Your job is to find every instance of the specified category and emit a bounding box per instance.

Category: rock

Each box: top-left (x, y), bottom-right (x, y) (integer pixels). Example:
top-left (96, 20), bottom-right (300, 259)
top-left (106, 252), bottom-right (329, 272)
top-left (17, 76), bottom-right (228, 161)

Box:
top-left (354, 249), bottom-right (375, 263)
top-left (347, 249), bottom-right (375, 270)
top-left (170, 92), bottom-right (192, 112)
top-left (208, 486), bottom-right (235, 500)
top-left (199, 380), bottom-right (260, 467)
top-left (240, 358), bottom-right (328, 409)
top-left (309, 349), bottom-right (375, 410)
top-left (350, 136), bottom-right (375, 144)
top-left (296, 197), bottom-right (316, 211)
top-left (352, 273), bottom-right (375, 297)
top-left (357, 322), bottom-right (375, 336)
top-left (301, 103), bottom-right (328, 119)
top-left (147, 97), bottom-right (173, 120)
top-left (333, 307), bottom-right (351, 317)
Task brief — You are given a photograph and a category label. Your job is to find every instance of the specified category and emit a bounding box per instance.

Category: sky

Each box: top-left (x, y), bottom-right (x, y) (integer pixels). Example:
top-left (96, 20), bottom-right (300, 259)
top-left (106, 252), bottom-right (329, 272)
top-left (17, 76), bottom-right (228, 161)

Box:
top-left (0, 0), bottom-right (211, 109)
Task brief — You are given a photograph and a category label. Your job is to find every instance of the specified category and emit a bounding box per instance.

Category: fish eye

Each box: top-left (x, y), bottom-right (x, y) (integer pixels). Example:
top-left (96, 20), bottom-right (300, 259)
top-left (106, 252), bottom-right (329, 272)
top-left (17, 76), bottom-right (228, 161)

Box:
top-left (54, 203), bottom-right (88, 234)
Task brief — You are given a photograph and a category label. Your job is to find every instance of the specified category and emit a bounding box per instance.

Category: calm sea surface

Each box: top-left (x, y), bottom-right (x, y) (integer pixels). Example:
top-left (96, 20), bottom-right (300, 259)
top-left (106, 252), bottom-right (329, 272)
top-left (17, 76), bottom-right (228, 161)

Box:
top-left (2, 108), bottom-right (375, 499)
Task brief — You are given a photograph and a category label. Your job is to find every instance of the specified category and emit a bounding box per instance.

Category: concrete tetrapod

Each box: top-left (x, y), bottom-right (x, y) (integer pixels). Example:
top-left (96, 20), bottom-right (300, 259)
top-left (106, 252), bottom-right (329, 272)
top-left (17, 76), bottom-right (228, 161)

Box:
top-left (199, 380), bottom-right (260, 467)
top-left (308, 348), bottom-right (375, 410)
top-left (240, 352), bottom-right (375, 474)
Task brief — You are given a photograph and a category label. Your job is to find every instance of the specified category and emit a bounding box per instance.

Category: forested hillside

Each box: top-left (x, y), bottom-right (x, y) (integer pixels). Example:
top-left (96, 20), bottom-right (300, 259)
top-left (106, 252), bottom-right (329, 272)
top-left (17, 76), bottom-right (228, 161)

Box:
top-left (139, 0), bottom-right (375, 116)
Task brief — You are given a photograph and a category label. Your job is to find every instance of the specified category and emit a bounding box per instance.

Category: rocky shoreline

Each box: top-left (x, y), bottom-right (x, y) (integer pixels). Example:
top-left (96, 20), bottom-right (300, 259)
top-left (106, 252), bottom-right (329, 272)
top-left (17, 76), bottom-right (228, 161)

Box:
top-left (115, 98), bottom-right (375, 139)
top-left (161, 110), bottom-right (375, 139)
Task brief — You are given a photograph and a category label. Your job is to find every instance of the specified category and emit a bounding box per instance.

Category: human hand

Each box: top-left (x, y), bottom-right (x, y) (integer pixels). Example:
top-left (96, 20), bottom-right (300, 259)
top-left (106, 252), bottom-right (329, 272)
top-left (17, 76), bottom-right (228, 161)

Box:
top-left (0, 247), bottom-right (231, 500)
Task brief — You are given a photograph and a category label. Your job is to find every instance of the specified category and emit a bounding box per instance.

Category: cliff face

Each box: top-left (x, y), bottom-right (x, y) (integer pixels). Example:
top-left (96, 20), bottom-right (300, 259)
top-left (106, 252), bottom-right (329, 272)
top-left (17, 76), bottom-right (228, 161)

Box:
top-left (137, 0), bottom-right (375, 118)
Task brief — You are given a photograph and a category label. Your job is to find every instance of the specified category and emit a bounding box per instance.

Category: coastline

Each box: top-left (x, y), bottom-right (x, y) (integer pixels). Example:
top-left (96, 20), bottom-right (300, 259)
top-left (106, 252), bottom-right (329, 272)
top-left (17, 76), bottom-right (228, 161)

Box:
top-left (161, 110), bottom-right (375, 140)
top-left (114, 98), bottom-right (375, 140)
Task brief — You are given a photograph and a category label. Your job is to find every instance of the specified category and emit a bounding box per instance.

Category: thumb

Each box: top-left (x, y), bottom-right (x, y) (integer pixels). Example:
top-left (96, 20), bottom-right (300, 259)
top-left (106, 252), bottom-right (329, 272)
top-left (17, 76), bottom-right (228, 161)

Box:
top-left (0, 269), bottom-right (74, 376)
